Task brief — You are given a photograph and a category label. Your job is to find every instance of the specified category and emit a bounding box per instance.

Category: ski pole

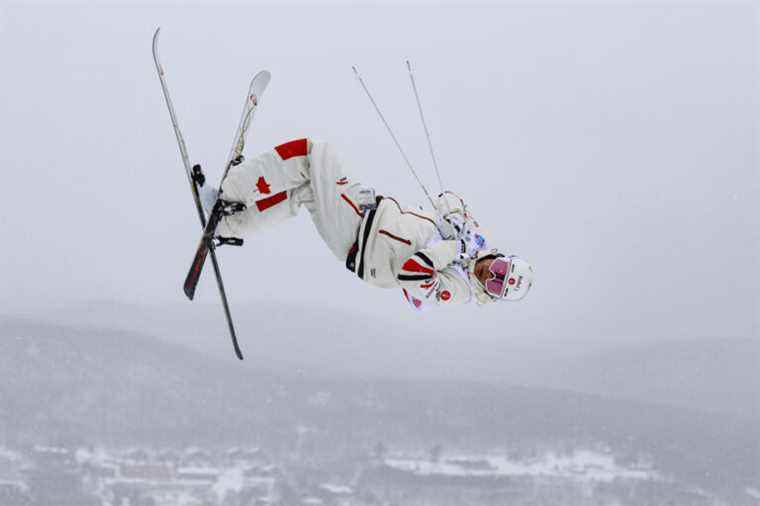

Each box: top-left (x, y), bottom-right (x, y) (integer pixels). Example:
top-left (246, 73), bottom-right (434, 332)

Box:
top-left (352, 65), bottom-right (438, 212)
top-left (407, 60), bottom-right (444, 194)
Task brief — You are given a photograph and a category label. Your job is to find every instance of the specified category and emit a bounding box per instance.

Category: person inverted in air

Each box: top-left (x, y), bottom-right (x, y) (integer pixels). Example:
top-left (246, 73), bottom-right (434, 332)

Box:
top-left (201, 138), bottom-right (534, 310)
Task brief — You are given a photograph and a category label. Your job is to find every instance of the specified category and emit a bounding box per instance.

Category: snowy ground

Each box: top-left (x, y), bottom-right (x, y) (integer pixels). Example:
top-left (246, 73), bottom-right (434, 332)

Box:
top-left (385, 449), bottom-right (659, 482)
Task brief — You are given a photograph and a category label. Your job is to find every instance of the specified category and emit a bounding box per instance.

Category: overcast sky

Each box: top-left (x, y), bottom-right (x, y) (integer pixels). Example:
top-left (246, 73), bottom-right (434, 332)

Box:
top-left (0, 2), bottom-right (757, 346)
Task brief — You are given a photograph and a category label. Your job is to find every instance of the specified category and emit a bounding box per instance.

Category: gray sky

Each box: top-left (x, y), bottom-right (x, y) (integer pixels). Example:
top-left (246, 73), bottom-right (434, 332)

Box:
top-left (0, 2), bottom-right (757, 345)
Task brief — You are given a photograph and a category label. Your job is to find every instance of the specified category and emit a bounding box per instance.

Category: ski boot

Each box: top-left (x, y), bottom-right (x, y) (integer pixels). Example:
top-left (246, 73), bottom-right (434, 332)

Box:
top-left (192, 164), bottom-right (246, 248)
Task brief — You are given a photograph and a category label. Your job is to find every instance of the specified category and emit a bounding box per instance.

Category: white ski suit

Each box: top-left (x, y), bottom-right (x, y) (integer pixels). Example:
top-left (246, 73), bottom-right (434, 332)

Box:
top-left (217, 139), bottom-right (474, 310)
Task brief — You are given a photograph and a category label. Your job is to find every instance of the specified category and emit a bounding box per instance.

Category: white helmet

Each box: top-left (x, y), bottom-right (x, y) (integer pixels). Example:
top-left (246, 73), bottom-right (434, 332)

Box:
top-left (469, 250), bottom-right (534, 304)
top-left (501, 255), bottom-right (534, 301)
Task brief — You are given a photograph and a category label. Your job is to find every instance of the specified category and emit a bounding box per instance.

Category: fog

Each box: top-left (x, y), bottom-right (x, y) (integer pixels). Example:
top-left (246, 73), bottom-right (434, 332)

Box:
top-left (0, 3), bottom-right (758, 504)
top-left (1, 2), bottom-right (756, 346)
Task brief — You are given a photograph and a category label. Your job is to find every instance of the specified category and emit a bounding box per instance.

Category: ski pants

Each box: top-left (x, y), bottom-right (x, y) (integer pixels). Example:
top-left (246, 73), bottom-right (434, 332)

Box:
top-left (217, 139), bottom-right (366, 262)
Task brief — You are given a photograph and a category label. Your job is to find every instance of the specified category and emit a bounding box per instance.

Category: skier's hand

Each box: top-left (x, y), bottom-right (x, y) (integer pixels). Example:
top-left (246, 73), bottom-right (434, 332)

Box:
top-left (437, 217), bottom-right (457, 240)
top-left (457, 226), bottom-right (487, 265)
top-left (457, 244), bottom-right (475, 265)
top-left (438, 212), bottom-right (468, 240)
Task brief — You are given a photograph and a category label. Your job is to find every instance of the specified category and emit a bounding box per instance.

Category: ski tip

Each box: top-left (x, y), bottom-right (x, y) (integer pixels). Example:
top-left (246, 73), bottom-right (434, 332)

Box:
top-left (183, 283), bottom-right (196, 301)
top-left (230, 336), bottom-right (244, 360)
top-left (152, 27), bottom-right (162, 61)
top-left (229, 328), bottom-right (245, 360)
top-left (250, 70), bottom-right (272, 93)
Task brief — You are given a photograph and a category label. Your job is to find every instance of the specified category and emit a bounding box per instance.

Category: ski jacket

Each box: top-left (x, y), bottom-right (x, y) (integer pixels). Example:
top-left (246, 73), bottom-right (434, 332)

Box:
top-left (346, 195), bottom-right (474, 309)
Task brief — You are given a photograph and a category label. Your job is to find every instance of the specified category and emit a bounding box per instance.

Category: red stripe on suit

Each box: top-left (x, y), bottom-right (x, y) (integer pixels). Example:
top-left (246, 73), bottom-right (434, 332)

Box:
top-left (256, 191), bottom-right (288, 212)
top-left (402, 258), bottom-right (434, 276)
top-left (274, 138), bottom-right (308, 160)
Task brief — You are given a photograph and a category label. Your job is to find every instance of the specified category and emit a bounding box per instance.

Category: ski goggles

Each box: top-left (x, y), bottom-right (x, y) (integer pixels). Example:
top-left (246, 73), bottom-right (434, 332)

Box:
top-left (483, 256), bottom-right (513, 299)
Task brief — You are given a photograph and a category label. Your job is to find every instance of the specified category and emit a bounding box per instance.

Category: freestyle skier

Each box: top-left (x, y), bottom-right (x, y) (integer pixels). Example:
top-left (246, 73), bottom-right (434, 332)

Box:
top-left (200, 138), bottom-right (534, 310)
top-left (154, 27), bottom-right (533, 359)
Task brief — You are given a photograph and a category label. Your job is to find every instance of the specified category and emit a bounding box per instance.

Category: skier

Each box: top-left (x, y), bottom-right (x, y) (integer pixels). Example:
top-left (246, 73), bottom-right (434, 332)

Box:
top-left (201, 138), bottom-right (534, 310)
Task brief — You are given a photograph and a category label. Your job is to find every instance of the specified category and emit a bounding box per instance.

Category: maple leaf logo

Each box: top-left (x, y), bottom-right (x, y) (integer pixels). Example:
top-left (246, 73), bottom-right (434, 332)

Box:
top-left (256, 176), bottom-right (271, 195)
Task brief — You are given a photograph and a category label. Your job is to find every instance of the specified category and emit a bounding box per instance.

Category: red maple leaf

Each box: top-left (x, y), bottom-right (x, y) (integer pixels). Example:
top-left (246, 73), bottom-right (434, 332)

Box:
top-left (256, 176), bottom-right (271, 195)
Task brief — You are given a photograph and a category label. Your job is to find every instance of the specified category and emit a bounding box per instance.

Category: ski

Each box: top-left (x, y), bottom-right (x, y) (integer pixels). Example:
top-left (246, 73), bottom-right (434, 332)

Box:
top-left (151, 27), bottom-right (249, 360)
top-left (182, 69), bottom-right (271, 301)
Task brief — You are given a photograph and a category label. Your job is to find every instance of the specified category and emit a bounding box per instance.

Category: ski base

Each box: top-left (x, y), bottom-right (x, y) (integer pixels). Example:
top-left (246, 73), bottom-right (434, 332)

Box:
top-left (152, 26), bottom-right (253, 360)
top-left (183, 197), bottom-right (245, 300)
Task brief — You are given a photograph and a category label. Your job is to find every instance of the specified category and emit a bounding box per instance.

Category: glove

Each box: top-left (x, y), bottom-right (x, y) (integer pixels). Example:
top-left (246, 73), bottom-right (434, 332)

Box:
top-left (457, 226), bottom-right (487, 265)
top-left (437, 212), bottom-right (468, 240)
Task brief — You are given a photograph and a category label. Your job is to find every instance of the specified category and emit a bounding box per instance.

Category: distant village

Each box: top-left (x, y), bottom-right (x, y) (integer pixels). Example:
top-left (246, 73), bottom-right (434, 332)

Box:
top-left (0, 442), bottom-right (737, 506)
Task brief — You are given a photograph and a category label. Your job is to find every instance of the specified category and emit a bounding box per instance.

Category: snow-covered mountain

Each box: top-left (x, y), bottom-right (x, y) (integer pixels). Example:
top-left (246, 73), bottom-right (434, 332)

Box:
top-left (0, 316), bottom-right (757, 493)
top-left (33, 300), bottom-right (759, 420)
